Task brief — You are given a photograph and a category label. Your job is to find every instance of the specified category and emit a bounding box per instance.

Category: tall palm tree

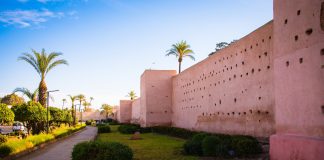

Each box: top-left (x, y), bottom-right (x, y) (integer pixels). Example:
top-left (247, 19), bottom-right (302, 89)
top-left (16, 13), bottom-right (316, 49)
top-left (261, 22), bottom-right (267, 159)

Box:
top-left (165, 40), bottom-right (195, 73)
top-left (13, 87), bottom-right (38, 102)
top-left (126, 90), bottom-right (137, 100)
top-left (82, 101), bottom-right (91, 112)
top-left (89, 97), bottom-right (94, 104)
top-left (18, 49), bottom-right (68, 107)
top-left (76, 94), bottom-right (85, 111)
top-left (68, 95), bottom-right (77, 125)
top-left (101, 104), bottom-right (113, 120)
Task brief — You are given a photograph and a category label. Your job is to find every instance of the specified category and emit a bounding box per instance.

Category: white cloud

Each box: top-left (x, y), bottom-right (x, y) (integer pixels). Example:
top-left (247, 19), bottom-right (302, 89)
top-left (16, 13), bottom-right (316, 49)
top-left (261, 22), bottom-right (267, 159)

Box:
top-left (0, 9), bottom-right (67, 28)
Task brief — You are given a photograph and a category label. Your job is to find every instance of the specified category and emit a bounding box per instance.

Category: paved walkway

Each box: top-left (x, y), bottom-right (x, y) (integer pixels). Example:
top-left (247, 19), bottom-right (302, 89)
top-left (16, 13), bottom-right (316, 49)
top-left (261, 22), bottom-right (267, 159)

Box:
top-left (17, 126), bottom-right (97, 160)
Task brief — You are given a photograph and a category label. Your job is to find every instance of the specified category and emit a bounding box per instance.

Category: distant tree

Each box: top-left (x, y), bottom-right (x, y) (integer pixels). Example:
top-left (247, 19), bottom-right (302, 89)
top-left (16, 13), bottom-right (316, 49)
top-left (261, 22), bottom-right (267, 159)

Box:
top-left (76, 94), bottom-right (85, 111)
top-left (0, 103), bottom-right (15, 125)
top-left (68, 95), bottom-right (77, 125)
top-left (18, 49), bottom-right (68, 107)
top-left (1, 93), bottom-right (25, 106)
top-left (166, 40), bottom-right (195, 73)
top-left (13, 87), bottom-right (38, 102)
top-left (11, 101), bottom-right (48, 134)
top-left (101, 104), bottom-right (113, 120)
top-left (126, 90), bottom-right (137, 100)
top-left (209, 40), bottom-right (237, 56)
top-left (82, 101), bottom-right (92, 112)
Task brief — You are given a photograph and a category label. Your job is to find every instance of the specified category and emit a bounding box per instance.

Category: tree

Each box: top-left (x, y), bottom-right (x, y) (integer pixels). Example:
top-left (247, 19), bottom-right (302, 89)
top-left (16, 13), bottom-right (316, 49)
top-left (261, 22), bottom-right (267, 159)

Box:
top-left (68, 95), bottom-right (77, 125)
top-left (82, 101), bottom-right (92, 112)
top-left (101, 104), bottom-right (113, 120)
top-left (49, 107), bottom-right (65, 127)
top-left (166, 40), bottom-right (195, 73)
top-left (18, 49), bottom-right (68, 107)
top-left (209, 40), bottom-right (237, 56)
top-left (13, 87), bottom-right (38, 102)
top-left (76, 94), bottom-right (85, 112)
top-left (11, 101), bottom-right (48, 134)
top-left (0, 93), bottom-right (25, 106)
top-left (126, 90), bottom-right (137, 100)
top-left (0, 103), bottom-right (14, 125)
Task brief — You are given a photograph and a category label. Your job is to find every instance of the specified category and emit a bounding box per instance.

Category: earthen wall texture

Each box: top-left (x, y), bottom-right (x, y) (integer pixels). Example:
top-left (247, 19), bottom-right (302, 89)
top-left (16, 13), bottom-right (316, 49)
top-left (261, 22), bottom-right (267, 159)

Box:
top-left (119, 100), bottom-right (133, 123)
top-left (140, 70), bottom-right (177, 127)
top-left (273, 0), bottom-right (324, 138)
top-left (131, 98), bottom-right (141, 124)
top-left (171, 21), bottom-right (275, 137)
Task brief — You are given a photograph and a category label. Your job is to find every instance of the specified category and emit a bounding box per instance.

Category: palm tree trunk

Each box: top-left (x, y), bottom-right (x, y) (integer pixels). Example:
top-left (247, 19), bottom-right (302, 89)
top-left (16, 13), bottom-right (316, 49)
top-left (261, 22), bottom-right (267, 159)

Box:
top-left (178, 61), bottom-right (182, 73)
top-left (38, 78), bottom-right (47, 107)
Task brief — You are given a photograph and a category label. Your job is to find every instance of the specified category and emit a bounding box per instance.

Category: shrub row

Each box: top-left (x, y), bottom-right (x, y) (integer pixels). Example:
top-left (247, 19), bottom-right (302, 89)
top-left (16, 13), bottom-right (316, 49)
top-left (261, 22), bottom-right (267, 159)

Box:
top-left (184, 133), bottom-right (262, 157)
top-left (151, 126), bottom-right (199, 139)
top-left (72, 141), bottom-right (133, 160)
top-left (97, 125), bottom-right (111, 133)
top-left (118, 124), bottom-right (139, 134)
top-left (0, 124), bottom-right (86, 158)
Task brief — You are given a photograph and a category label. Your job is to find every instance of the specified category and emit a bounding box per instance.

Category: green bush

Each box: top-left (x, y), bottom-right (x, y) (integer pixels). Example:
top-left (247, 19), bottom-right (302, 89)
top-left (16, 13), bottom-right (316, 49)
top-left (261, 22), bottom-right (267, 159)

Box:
top-left (202, 135), bottom-right (231, 157)
top-left (0, 103), bottom-right (15, 125)
top-left (108, 120), bottom-right (119, 125)
top-left (231, 135), bottom-right (262, 156)
top-left (118, 124), bottom-right (139, 134)
top-left (72, 141), bottom-right (133, 160)
top-left (0, 135), bottom-right (7, 144)
top-left (0, 145), bottom-right (12, 157)
top-left (183, 133), bottom-right (209, 156)
top-left (151, 126), bottom-right (198, 139)
top-left (85, 120), bottom-right (95, 126)
top-left (97, 125), bottom-right (111, 133)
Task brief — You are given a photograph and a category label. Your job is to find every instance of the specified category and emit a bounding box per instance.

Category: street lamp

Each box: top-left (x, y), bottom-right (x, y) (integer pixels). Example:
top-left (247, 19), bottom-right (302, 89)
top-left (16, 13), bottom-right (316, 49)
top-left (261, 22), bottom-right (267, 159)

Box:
top-left (46, 90), bottom-right (59, 134)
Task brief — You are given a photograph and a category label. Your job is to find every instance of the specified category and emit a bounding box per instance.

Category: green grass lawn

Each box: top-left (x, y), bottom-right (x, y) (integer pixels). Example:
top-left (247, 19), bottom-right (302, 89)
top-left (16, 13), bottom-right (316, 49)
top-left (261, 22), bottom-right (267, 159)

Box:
top-left (96, 125), bottom-right (198, 160)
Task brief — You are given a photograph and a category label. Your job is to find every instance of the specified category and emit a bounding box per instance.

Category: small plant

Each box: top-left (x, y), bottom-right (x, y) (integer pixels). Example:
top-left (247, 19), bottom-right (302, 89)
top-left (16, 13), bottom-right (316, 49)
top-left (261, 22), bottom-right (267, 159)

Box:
top-left (231, 135), bottom-right (262, 156)
top-left (97, 125), bottom-right (111, 133)
top-left (72, 141), bottom-right (133, 160)
top-left (118, 124), bottom-right (140, 134)
top-left (0, 145), bottom-right (12, 157)
top-left (202, 135), bottom-right (230, 157)
top-left (0, 135), bottom-right (8, 144)
top-left (183, 133), bottom-right (209, 156)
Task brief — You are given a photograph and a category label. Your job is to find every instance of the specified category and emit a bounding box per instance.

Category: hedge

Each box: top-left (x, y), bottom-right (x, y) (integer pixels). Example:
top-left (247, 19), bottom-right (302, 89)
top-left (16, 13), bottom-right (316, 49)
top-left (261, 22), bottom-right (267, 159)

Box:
top-left (97, 125), bottom-right (111, 133)
top-left (72, 141), bottom-right (133, 160)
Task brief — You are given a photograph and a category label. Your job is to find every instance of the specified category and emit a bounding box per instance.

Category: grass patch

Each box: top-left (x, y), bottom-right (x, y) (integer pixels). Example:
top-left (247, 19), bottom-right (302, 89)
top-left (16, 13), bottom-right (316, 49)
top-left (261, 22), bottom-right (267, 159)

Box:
top-left (0, 124), bottom-right (86, 158)
top-left (96, 125), bottom-right (197, 160)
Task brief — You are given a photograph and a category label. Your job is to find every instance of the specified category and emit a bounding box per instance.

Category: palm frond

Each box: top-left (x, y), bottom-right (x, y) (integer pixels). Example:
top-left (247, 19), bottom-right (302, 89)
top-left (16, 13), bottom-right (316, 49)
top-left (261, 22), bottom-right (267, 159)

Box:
top-left (18, 53), bottom-right (41, 76)
top-left (46, 59), bottom-right (68, 74)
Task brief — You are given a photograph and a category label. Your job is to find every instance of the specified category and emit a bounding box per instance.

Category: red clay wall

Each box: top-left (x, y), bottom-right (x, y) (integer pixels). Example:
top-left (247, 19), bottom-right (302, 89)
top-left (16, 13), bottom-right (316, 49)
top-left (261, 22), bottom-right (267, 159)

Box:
top-left (270, 0), bottom-right (324, 159)
top-left (171, 21), bottom-right (275, 137)
top-left (140, 70), bottom-right (177, 127)
top-left (131, 98), bottom-right (141, 124)
top-left (118, 100), bottom-right (133, 123)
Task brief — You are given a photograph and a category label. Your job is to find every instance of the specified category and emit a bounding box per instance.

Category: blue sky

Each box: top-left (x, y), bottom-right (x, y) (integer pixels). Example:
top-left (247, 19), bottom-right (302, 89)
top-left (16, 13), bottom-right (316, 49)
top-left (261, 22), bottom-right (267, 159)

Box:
top-left (0, 0), bottom-right (273, 109)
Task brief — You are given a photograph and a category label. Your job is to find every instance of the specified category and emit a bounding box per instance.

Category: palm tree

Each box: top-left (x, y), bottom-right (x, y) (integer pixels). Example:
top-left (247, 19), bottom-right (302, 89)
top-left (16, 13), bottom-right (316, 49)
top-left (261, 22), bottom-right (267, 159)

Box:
top-left (13, 87), bottom-right (38, 102)
top-left (101, 104), bottom-right (113, 120)
top-left (82, 101), bottom-right (91, 112)
top-left (89, 97), bottom-right (94, 104)
top-left (165, 40), bottom-right (195, 73)
top-left (18, 49), bottom-right (68, 107)
top-left (68, 95), bottom-right (77, 125)
top-left (76, 94), bottom-right (85, 111)
top-left (126, 90), bottom-right (137, 100)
